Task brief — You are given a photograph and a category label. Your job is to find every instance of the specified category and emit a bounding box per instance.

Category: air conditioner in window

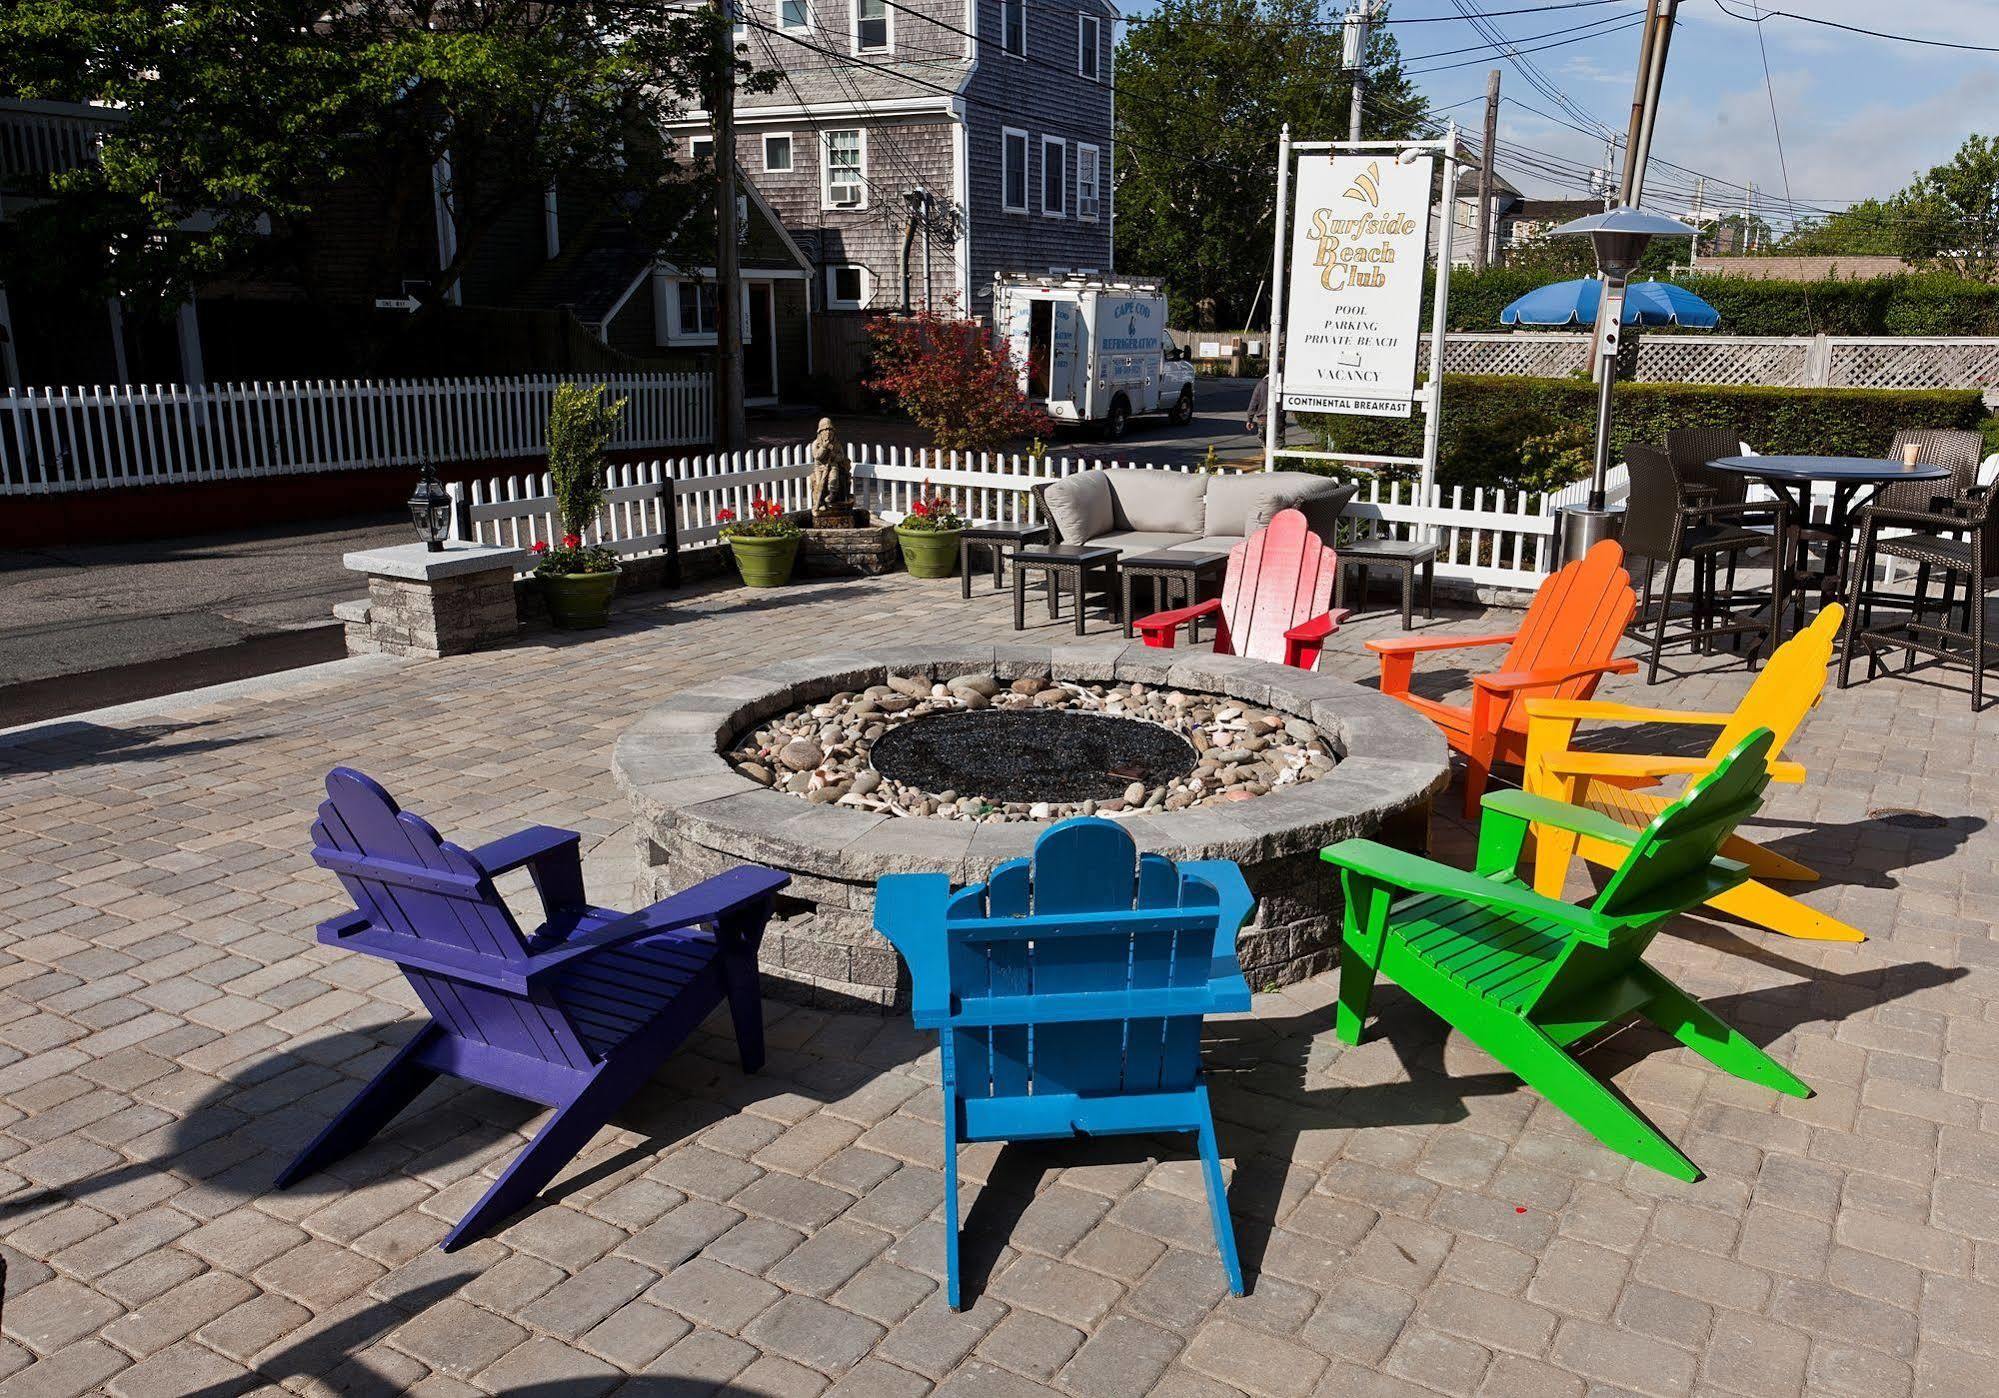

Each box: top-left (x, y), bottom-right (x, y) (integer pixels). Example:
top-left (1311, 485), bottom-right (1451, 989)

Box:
top-left (831, 185), bottom-right (861, 208)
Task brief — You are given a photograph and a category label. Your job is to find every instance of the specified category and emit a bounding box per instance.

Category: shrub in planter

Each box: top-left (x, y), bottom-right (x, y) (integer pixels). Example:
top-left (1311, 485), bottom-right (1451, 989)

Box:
top-left (719, 497), bottom-right (802, 588)
top-left (535, 384), bottom-right (626, 628)
top-left (893, 493), bottom-right (965, 579)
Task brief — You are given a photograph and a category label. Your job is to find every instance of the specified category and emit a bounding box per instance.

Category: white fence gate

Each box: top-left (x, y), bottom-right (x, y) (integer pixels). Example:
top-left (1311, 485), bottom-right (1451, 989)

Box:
top-left (0, 373), bottom-right (713, 495)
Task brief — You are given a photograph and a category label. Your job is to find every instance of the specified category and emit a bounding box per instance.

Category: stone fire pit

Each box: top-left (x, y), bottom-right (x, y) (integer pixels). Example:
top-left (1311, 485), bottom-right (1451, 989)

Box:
top-left (614, 643), bottom-right (1449, 1009)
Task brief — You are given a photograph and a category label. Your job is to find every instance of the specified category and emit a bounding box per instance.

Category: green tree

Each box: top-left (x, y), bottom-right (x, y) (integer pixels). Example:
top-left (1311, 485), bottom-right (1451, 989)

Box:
top-left (1114, 0), bottom-right (1429, 328)
top-left (0, 2), bottom-right (739, 324)
top-left (1898, 134), bottom-right (1999, 279)
top-left (1774, 199), bottom-right (1902, 258)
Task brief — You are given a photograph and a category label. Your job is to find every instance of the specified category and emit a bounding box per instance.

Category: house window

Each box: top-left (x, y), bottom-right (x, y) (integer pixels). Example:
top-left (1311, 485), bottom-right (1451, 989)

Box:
top-left (778, 0), bottom-right (810, 29)
top-left (677, 280), bottom-right (720, 338)
top-left (1002, 128), bottom-right (1029, 213)
top-left (1001, 0), bottom-right (1025, 56)
top-left (1041, 136), bottom-right (1066, 217)
top-left (763, 133), bottom-right (793, 172)
top-left (827, 264), bottom-right (869, 309)
top-left (854, 0), bottom-right (889, 52)
top-left (1076, 143), bottom-right (1100, 222)
top-left (1079, 15), bottom-right (1101, 80)
top-left (823, 129), bottom-right (865, 208)
top-left (688, 134), bottom-right (714, 164)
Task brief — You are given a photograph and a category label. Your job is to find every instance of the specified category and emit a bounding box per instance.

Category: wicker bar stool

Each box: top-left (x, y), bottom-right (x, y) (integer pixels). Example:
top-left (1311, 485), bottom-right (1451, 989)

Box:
top-left (1623, 444), bottom-right (1788, 682)
top-left (1840, 429), bottom-right (1994, 709)
top-left (1664, 427), bottom-right (1750, 507)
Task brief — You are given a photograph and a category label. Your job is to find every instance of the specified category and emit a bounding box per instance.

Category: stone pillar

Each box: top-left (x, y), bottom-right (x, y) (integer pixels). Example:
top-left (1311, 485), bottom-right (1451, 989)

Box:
top-left (340, 541), bottom-right (527, 658)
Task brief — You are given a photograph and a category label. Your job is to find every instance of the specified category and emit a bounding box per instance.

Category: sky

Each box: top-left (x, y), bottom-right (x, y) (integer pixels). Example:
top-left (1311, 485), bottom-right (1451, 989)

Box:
top-left (1117, 1), bottom-right (1999, 231)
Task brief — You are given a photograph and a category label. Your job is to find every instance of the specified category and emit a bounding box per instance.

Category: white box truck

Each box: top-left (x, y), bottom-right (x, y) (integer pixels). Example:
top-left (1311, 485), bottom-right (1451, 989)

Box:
top-left (994, 273), bottom-right (1196, 440)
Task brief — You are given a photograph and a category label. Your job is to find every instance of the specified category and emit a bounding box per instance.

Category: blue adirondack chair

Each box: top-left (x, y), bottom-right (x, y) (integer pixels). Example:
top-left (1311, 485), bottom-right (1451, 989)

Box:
top-left (875, 816), bottom-right (1254, 1308)
top-left (277, 768), bottom-right (788, 1250)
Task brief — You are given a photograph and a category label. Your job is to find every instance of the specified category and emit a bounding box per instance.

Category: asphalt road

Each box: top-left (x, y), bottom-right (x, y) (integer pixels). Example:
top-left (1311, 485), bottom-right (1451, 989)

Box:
top-left (0, 378), bottom-right (1298, 726)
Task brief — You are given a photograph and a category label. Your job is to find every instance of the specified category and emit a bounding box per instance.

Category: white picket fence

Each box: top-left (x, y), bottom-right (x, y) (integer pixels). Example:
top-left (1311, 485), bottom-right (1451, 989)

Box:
top-left (452, 443), bottom-right (1580, 591)
top-left (0, 373), bottom-right (713, 494)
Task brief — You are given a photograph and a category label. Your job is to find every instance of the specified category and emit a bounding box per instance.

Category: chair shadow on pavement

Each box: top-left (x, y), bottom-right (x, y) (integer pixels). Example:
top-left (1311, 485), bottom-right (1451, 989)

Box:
top-left (1206, 939), bottom-right (1967, 1290)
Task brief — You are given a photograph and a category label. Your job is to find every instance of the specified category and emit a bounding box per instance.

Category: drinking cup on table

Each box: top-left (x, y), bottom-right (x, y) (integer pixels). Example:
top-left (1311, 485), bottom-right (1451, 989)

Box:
top-left (1903, 442), bottom-right (1921, 466)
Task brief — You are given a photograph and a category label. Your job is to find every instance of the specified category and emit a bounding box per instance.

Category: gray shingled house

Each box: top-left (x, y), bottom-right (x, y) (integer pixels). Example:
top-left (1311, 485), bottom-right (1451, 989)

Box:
top-left (677, 0), bottom-right (1118, 325)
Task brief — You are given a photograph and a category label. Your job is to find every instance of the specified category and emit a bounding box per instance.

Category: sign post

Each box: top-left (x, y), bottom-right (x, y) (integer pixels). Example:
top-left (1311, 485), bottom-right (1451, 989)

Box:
top-left (1264, 127), bottom-right (1460, 516)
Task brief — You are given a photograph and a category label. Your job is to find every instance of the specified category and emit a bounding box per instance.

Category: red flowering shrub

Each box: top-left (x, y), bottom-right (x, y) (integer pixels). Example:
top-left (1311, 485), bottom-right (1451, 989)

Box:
top-left (866, 311), bottom-right (1053, 451)
top-left (897, 488), bottom-right (965, 532)
top-left (718, 494), bottom-right (799, 539)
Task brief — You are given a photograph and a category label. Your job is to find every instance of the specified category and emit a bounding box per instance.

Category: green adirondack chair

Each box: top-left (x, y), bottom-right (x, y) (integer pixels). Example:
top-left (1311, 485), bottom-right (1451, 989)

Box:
top-left (1319, 729), bottom-right (1812, 1181)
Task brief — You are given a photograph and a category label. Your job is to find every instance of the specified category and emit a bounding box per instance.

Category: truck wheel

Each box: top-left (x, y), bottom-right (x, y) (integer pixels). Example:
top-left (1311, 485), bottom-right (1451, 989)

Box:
top-left (1104, 395), bottom-right (1130, 441)
top-left (1169, 388), bottom-right (1195, 426)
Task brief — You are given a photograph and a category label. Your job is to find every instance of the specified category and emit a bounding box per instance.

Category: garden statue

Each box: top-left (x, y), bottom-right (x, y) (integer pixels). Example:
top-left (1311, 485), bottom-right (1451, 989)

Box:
top-left (809, 419), bottom-right (855, 526)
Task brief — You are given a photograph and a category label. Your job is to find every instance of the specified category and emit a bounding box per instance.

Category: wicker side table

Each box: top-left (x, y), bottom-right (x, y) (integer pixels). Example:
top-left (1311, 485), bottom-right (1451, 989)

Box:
top-left (1336, 538), bottom-right (1439, 629)
top-left (959, 522), bottom-right (1050, 599)
top-left (1119, 550), bottom-right (1231, 639)
top-left (1006, 545), bottom-right (1120, 636)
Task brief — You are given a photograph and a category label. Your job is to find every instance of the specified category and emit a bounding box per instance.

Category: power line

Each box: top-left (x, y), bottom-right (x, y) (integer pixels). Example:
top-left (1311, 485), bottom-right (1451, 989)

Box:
top-left (1709, 0), bottom-right (1999, 54)
top-left (1404, 15), bottom-right (1646, 74)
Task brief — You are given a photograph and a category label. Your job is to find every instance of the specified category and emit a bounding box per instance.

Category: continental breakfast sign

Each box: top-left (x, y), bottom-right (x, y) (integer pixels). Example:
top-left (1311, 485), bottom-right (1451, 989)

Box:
top-left (1280, 153), bottom-right (1433, 418)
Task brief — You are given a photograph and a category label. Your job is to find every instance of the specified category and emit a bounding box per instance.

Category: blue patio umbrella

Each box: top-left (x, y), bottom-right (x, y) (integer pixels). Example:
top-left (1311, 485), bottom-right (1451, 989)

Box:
top-left (1500, 276), bottom-right (1720, 329)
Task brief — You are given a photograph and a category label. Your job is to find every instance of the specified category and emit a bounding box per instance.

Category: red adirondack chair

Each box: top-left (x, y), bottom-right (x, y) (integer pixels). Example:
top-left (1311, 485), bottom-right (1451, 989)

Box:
top-left (1134, 508), bottom-right (1349, 670)
top-left (1370, 538), bottom-right (1638, 816)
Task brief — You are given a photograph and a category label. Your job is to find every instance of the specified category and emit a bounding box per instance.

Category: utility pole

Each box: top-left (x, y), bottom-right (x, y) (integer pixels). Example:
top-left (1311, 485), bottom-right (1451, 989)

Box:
top-left (1343, 3), bottom-right (1372, 144)
top-left (1617, 0), bottom-right (1679, 207)
top-left (1689, 174), bottom-right (1706, 267)
top-left (712, 1), bottom-right (746, 452)
top-left (1474, 69), bottom-right (1501, 271)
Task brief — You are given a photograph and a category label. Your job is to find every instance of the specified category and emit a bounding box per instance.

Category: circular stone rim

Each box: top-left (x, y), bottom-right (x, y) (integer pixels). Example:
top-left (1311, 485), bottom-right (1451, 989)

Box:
top-left (614, 642), bottom-right (1452, 881)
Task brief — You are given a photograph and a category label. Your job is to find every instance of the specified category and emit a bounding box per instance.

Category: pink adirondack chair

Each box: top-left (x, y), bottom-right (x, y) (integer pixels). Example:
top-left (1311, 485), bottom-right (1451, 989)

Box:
top-left (1134, 508), bottom-right (1348, 670)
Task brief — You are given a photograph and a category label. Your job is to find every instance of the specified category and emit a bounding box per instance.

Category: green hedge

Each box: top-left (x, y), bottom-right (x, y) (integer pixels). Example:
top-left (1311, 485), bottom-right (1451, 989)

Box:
top-left (1302, 377), bottom-right (1991, 493)
top-left (1429, 269), bottom-right (1999, 336)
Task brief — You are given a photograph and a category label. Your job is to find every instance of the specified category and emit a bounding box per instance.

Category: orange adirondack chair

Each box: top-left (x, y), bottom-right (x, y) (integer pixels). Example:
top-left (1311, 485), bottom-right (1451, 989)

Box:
top-left (1369, 539), bottom-right (1639, 817)
top-left (1134, 509), bottom-right (1349, 670)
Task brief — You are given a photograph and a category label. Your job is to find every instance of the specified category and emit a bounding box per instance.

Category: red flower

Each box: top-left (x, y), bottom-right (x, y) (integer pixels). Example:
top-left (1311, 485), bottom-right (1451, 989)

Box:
top-left (562, 532), bottom-right (582, 549)
top-left (716, 507), bottom-right (737, 523)
top-left (530, 540), bottom-right (549, 554)
top-left (910, 499), bottom-right (929, 517)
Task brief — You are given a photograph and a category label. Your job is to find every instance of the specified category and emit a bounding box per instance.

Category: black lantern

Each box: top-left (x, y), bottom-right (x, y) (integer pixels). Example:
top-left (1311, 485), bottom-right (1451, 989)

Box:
top-left (408, 463), bottom-right (452, 552)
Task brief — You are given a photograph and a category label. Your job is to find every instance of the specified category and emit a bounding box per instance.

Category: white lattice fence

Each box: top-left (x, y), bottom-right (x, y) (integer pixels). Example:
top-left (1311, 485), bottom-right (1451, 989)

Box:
top-left (1424, 332), bottom-right (1999, 392)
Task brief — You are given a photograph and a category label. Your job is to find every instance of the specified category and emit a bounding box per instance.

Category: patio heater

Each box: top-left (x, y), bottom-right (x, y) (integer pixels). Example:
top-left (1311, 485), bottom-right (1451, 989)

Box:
top-left (1546, 207), bottom-right (1700, 564)
top-left (408, 462), bottom-right (453, 553)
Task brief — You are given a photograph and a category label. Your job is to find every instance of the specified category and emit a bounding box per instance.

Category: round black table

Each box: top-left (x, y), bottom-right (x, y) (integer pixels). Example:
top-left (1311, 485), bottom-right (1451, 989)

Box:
top-left (1707, 455), bottom-right (1952, 607)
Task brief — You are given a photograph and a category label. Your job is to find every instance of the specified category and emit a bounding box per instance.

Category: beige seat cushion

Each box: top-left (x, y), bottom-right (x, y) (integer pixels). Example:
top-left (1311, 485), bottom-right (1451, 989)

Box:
top-left (1040, 471), bottom-right (1116, 543)
top-left (1090, 530), bottom-right (1205, 557)
top-left (1204, 472), bottom-right (1353, 540)
top-left (1098, 468), bottom-right (1210, 535)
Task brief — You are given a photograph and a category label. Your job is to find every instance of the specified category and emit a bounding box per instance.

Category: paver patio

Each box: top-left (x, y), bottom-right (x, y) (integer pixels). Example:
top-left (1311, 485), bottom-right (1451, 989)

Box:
top-left (1, 569), bottom-right (1994, 1398)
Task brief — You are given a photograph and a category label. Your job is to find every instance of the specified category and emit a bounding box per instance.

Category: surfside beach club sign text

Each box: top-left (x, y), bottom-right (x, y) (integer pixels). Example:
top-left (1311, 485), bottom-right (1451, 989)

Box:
top-left (1281, 154), bottom-right (1433, 417)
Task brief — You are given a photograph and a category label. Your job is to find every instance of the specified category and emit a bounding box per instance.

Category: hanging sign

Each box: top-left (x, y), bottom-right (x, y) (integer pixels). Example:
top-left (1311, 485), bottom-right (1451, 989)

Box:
top-left (1280, 153), bottom-right (1433, 417)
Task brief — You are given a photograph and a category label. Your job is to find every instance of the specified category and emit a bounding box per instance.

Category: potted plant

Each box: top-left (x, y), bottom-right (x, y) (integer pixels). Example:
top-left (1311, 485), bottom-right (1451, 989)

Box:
top-left (894, 491), bottom-right (965, 579)
top-left (536, 384), bottom-right (625, 628)
top-left (719, 496), bottom-right (801, 588)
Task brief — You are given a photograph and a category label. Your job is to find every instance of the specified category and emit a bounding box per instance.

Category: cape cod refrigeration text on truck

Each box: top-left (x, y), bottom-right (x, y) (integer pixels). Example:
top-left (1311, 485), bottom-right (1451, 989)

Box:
top-left (995, 274), bottom-right (1195, 440)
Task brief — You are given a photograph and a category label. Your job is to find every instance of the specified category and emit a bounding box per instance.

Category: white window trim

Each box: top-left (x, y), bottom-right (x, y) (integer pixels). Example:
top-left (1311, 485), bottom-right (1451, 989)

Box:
top-left (688, 133), bottom-right (715, 164)
top-left (1000, 0), bottom-right (1026, 59)
top-left (825, 264), bottom-right (871, 310)
top-left (1041, 135), bottom-right (1067, 219)
top-left (660, 274), bottom-right (720, 347)
top-left (1001, 126), bottom-right (1030, 214)
top-left (1076, 142), bottom-right (1100, 223)
top-left (821, 128), bottom-right (868, 211)
top-left (762, 131), bottom-right (795, 172)
top-left (1079, 14), bottom-right (1101, 81)
top-left (851, 0), bottom-right (892, 54)
top-left (776, 0), bottom-right (811, 31)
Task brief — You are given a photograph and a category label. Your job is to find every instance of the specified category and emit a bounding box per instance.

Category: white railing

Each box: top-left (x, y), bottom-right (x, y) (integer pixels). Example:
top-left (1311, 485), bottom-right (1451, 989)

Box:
top-left (1, 98), bottom-right (123, 181)
top-left (0, 373), bottom-right (713, 495)
top-left (454, 443), bottom-right (1576, 591)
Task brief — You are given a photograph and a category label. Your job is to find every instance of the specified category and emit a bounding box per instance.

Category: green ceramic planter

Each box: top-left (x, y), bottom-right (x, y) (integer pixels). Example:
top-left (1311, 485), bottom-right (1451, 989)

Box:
top-left (727, 533), bottom-right (800, 588)
top-left (540, 567), bottom-right (620, 630)
top-left (896, 525), bottom-right (962, 579)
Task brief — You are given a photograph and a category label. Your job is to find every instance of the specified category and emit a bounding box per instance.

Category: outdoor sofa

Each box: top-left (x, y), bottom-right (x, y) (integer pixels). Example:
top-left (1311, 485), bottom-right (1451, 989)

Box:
top-left (1032, 468), bottom-right (1358, 557)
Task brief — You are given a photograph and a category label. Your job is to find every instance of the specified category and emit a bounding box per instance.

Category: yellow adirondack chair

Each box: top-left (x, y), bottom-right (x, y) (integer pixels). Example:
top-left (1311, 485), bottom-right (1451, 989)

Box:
top-left (1522, 605), bottom-right (1860, 943)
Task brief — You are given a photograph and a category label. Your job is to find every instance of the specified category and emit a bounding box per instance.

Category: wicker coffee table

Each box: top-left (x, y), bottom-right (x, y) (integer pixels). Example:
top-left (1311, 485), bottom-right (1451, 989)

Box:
top-left (1119, 550), bottom-right (1231, 639)
top-left (1336, 537), bottom-right (1439, 629)
top-left (959, 521), bottom-right (1050, 599)
top-left (1006, 544), bottom-right (1120, 636)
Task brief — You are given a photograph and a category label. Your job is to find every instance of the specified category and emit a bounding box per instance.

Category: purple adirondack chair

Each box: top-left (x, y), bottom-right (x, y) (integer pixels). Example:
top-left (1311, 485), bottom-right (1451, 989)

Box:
top-left (276, 768), bottom-right (788, 1250)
